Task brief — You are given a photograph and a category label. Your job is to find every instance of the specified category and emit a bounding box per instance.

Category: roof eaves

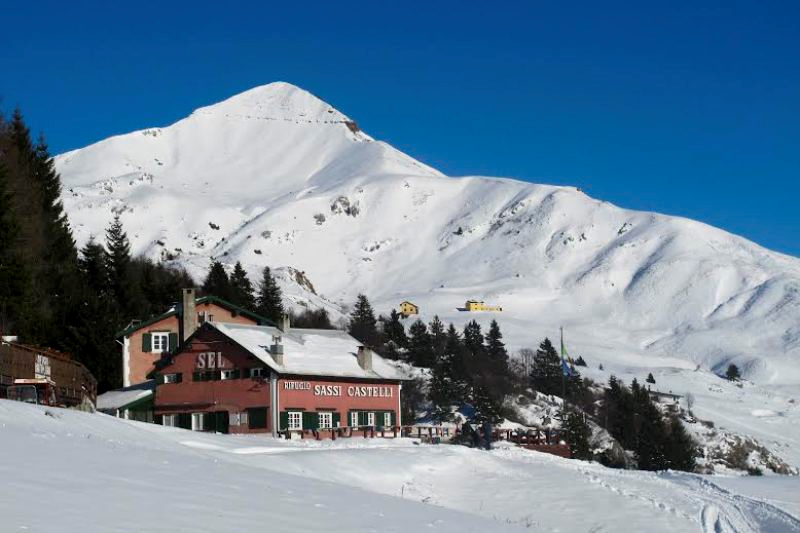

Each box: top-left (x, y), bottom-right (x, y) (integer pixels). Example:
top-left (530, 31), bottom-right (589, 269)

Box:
top-left (196, 295), bottom-right (277, 327)
top-left (115, 310), bottom-right (177, 339)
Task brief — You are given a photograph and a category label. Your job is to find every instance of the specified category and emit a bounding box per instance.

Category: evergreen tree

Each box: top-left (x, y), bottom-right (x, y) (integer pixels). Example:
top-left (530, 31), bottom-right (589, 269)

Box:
top-left (348, 294), bottom-right (380, 347)
top-left (406, 319), bottom-right (433, 367)
top-left (564, 411), bottom-right (592, 460)
top-left (470, 385), bottom-right (503, 424)
top-left (486, 320), bottom-right (509, 367)
top-left (646, 373), bottom-right (656, 384)
top-left (290, 307), bottom-right (333, 329)
top-left (428, 315), bottom-right (447, 364)
top-left (462, 320), bottom-right (485, 356)
top-left (575, 356), bottom-right (587, 367)
top-left (105, 214), bottom-right (135, 309)
top-left (382, 309), bottom-right (408, 358)
top-left (202, 260), bottom-right (231, 301)
top-left (255, 266), bottom-right (284, 324)
top-left (79, 238), bottom-right (109, 295)
top-left (725, 363), bottom-right (741, 381)
top-left (0, 160), bottom-right (28, 333)
top-left (530, 338), bottom-right (562, 396)
top-left (665, 416), bottom-right (697, 471)
top-left (229, 261), bottom-right (255, 310)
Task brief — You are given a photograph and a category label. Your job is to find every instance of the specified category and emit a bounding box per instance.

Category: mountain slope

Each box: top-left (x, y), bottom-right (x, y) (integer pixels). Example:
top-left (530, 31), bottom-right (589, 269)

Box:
top-left (55, 82), bottom-right (800, 387)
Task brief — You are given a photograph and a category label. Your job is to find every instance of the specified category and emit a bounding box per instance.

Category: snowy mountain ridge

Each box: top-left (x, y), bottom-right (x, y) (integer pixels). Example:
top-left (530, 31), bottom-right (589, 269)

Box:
top-left (55, 82), bottom-right (800, 389)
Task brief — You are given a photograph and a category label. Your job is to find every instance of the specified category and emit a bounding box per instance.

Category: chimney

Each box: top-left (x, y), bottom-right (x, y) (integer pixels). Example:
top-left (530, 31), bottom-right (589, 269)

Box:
top-left (279, 313), bottom-right (290, 333)
top-left (181, 288), bottom-right (197, 341)
top-left (357, 346), bottom-right (373, 371)
top-left (270, 334), bottom-right (284, 365)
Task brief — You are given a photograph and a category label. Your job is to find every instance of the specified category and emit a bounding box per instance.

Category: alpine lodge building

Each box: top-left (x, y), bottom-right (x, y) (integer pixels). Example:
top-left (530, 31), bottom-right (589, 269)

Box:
top-left (152, 311), bottom-right (405, 437)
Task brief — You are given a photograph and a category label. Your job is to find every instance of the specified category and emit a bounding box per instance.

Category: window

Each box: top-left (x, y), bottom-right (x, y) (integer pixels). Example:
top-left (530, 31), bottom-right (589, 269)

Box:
top-left (221, 370), bottom-right (239, 380)
top-left (318, 412), bottom-right (333, 429)
top-left (350, 411), bottom-right (359, 428)
top-left (191, 413), bottom-right (207, 431)
top-left (287, 411), bottom-right (302, 430)
top-left (383, 412), bottom-right (392, 428)
top-left (250, 367), bottom-right (265, 378)
top-left (163, 373), bottom-right (181, 384)
top-left (366, 412), bottom-right (375, 427)
top-left (198, 312), bottom-right (214, 324)
top-left (230, 411), bottom-right (249, 427)
top-left (152, 332), bottom-right (170, 352)
top-left (247, 407), bottom-right (267, 429)
top-left (163, 414), bottom-right (177, 427)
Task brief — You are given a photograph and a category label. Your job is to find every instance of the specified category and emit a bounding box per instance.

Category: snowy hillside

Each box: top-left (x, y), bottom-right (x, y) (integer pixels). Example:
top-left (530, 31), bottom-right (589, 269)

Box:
top-left (55, 81), bottom-right (800, 388)
top-left (3, 400), bottom-right (800, 532)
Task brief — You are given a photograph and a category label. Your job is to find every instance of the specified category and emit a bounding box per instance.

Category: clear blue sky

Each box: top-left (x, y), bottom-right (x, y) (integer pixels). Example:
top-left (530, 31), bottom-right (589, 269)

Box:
top-left (2, 1), bottom-right (798, 256)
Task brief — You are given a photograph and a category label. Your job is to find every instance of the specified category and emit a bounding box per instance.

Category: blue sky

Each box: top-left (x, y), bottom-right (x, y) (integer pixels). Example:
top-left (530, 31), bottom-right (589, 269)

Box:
top-left (2, 1), bottom-right (798, 256)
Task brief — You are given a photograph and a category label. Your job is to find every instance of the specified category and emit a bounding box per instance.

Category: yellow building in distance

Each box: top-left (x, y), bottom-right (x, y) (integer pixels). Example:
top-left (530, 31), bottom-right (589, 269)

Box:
top-left (464, 300), bottom-right (503, 312)
top-left (399, 301), bottom-right (419, 317)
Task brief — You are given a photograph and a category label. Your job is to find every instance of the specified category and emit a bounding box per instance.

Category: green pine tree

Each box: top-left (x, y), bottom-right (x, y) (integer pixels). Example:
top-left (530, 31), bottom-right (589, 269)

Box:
top-left (406, 319), bottom-right (433, 367)
top-left (255, 266), bottom-right (284, 323)
top-left (203, 260), bottom-right (231, 301)
top-left (229, 261), bottom-right (255, 310)
top-left (564, 411), bottom-right (592, 460)
top-left (725, 363), bottom-right (741, 381)
top-left (530, 338), bottom-right (562, 396)
top-left (382, 309), bottom-right (408, 357)
top-left (348, 294), bottom-right (380, 347)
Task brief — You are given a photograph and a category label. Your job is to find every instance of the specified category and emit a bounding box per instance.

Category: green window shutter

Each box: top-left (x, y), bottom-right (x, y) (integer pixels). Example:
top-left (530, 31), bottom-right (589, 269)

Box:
top-left (358, 411), bottom-right (366, 426)
top-left (391, 411), bottom-right (397, 426)
top-left (303, 411), bottom-right (318, 430)
top-left (142, 333), bottom-right (152, 353)
top-left (242, 368), bottom-right (251, 378)
top-left (175, 373), bottom-right (183, 384)
top-left (280, 411), bottom-right (289, 431)
top-left (376, 411), bottom-right (384, 428)
top-left (333, 412), bottom-right (341, 428)
top-left (247, 407), bottom-right (267, 429)
top-left (168, 332), bottom-right (179, 353)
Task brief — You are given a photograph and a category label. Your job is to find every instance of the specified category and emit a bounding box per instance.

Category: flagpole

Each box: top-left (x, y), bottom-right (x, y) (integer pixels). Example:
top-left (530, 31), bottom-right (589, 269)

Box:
top-left (561, 326), bottom-right (567, 414)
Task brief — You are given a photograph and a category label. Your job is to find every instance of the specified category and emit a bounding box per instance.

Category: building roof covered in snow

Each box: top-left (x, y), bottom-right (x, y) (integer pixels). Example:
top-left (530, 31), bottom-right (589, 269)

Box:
top-left (97, 380), bottom-right (156, 411)
top-left (211, 322), bottom-right (406, 381)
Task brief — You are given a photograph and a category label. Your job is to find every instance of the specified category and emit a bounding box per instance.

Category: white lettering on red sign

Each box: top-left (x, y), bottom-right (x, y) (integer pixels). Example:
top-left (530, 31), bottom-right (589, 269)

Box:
top-left (281, 381), bottom-right (393, 398)
top-left (284, 381), bottom-right (311, 390)
top-left (196, 352), bottom-right (226, 369)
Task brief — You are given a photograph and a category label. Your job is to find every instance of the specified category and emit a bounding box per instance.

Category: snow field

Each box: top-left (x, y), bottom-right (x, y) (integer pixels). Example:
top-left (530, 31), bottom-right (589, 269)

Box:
top-left (2, 401), bottom-right (799, 532)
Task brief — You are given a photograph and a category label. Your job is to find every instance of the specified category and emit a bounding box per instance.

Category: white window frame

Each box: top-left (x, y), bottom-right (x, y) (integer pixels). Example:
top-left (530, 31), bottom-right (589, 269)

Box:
top-left (250, 367), bottom-right (265, 378)
top-left (221, 370), bottom-right (236, 380)
top-left (191, 413), bottom-right (206, 431)
top-left (318, 412), bottom-right (333, 429)
top-left (152, 332), bottom-right (170, 352)
top-left (383, 412), bottom-right (392, 428)
top-left (239, 411), bottom-right (248, 427)
top-left (350, 411), bottom-right (359, 428)
top-left (163, 414), bottom-right (177, 427)
top-left (163, 373), bottom-right (179, 384)
top-left (287, 411), bottom-right (302, 430)
top-left (366, 412), bottom-right (375, 427)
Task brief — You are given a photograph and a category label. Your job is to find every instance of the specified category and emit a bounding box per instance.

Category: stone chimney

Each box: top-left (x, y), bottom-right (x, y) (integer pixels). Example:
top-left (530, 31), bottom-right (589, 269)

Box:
top-left (357, 346), bottom-right (373, 371)
top-left (181, 288), bottom-right (197, 341)
top-left (270, 334), bottom-right (284, 365)
top-left (279, 313), bottom-right (290, 333)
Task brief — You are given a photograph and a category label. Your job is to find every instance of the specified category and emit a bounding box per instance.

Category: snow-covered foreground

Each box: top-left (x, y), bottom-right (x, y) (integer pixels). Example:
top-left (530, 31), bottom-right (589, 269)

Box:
top-left (2, 401), bottom-right (798, 532)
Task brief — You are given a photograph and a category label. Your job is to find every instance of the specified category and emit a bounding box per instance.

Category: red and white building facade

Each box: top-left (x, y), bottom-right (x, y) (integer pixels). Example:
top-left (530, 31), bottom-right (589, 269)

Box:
top-left (153, 321), bottom-right (405, 437)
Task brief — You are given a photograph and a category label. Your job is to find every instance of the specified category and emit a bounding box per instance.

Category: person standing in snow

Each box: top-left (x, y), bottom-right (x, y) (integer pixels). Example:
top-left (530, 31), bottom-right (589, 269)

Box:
top-left (482, 421), bottom-right (493, 450)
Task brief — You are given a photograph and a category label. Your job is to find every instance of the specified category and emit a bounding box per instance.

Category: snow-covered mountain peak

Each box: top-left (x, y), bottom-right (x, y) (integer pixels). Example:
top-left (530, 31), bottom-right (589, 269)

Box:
top-left (55, 83), bottom-right (800, 389)
top-left (191, 81), bottom-right (352, 124)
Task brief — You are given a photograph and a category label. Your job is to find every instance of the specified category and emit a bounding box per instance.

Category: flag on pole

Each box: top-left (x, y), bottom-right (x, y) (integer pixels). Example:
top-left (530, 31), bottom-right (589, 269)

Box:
top-left (560, 327), bottom-right (573, 377)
